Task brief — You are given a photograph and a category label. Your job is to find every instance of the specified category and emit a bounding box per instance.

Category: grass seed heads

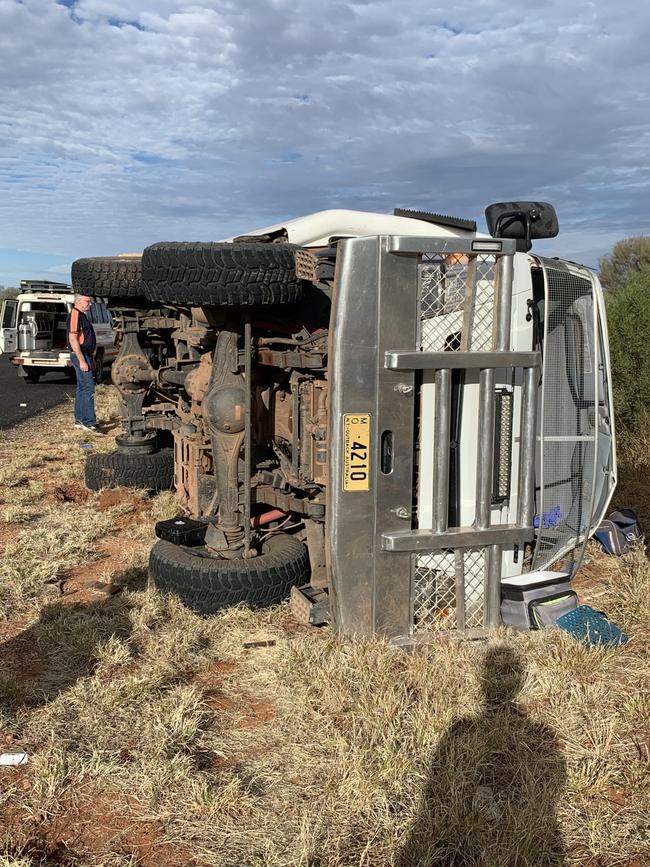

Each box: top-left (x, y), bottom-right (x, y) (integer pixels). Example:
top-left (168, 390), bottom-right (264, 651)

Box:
top-left (0, 400), bottom-right (648, 865)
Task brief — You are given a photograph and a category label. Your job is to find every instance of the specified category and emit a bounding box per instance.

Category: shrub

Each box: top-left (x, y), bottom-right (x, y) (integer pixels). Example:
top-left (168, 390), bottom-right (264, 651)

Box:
top-left (599, 236), bottom-right (650, 292)
top-left (606, 267), bottom-right (650, 432)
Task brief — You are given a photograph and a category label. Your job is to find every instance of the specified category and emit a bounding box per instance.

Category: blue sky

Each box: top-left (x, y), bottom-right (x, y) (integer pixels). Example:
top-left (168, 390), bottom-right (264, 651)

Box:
top-left (0, 0), bottom-right (649, 287)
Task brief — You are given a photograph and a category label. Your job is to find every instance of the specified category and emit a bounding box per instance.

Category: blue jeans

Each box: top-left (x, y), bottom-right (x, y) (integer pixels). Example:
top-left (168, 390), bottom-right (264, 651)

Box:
top-left (70, 353), bottom-right (96, 426)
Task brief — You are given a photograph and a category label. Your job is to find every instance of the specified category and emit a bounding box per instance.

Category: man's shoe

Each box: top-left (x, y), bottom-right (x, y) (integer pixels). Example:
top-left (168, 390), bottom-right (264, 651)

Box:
top-left (80, 424), bottom-right (102, 435)
top-left (74, 422), bottom-right (84, 429)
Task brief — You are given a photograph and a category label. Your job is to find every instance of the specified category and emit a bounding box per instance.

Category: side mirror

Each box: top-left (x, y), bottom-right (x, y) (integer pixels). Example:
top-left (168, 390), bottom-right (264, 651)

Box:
top-left (485, 201), bottom-right (559, 251)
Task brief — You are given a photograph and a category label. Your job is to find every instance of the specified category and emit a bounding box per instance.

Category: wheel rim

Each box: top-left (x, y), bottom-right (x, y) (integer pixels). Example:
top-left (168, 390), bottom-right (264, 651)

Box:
top-left (115, 432), bottom-right (158, 454)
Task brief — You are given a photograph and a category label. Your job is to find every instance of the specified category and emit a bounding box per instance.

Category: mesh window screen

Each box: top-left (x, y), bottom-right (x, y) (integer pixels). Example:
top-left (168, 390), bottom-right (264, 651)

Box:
top-left (418, 253), bottom-right (497, 352)
top-left (533, 261), bottom-right (598, 572)
top-left (413, 549), bottom-right (486, 631)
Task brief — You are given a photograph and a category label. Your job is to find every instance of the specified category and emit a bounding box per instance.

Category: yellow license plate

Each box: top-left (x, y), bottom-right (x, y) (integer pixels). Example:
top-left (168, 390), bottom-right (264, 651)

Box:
top-left (342, 413), bottom-right (371, 491)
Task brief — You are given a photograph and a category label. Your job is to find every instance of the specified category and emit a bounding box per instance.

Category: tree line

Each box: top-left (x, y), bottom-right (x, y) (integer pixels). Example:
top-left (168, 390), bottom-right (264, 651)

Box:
top-left (0, 287), bottom-right (19, 303)
top-left (601, 237), bottom-right (650, 432)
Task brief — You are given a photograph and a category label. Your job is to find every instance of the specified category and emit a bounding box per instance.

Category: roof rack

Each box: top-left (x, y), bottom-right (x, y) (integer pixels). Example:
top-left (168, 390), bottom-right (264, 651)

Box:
top-left (20, 280), bottom-right (71, 293)
top-left (393, 208), bottom-right (477, 232)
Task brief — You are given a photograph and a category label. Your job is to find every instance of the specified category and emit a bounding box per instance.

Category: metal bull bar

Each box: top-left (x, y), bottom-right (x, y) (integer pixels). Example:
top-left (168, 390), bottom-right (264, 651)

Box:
top-left (329, 235), bottom-right (539, 641)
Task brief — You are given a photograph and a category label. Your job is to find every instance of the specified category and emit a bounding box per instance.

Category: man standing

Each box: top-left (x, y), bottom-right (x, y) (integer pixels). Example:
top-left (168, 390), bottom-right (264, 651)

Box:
top-left (67, 294), bottom-right (100, 433)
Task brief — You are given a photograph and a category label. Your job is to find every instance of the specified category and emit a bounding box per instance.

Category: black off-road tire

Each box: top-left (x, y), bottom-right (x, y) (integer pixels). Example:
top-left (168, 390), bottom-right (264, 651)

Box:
top-left (72, 256), bottom-right (143, 300)
top-left (141, 242), bottom-right (306, 306)
top-left (93, 351), bottom-right (105, 384)
top-left (85, 448), bottom-right (174, 492)
top-left (24, 368), bottom-right (42, 383)
top-left (149, 534), bottom-right (310, 614)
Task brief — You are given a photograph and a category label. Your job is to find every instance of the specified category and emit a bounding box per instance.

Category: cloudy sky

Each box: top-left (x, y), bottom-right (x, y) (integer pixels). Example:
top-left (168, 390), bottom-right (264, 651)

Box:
top-left (0, 0), bottom-right (648, 287)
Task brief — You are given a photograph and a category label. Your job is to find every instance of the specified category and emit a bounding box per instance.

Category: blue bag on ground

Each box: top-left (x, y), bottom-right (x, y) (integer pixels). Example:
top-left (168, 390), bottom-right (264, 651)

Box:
top-left (555, 604), bottom-right (629, 647)
top-left (594, 508), bottom-right (642, 555)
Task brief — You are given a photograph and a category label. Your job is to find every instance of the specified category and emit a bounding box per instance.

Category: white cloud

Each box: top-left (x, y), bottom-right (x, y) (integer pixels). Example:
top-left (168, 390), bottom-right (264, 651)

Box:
top-left (0, 0), bottom-right (648, 280)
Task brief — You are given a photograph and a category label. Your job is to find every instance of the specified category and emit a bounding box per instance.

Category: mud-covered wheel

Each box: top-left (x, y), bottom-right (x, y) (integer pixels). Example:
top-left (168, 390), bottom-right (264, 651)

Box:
top-left (149, 534), bottom-right (310, 614)
top-left (72, 255), bottom-right (143, 300)
top-left (85, 448), bottom-right (174, 492)
top-left (141, 242), bottom-right (306, 306)
top-left (93, 351), bottom-right (105, 384)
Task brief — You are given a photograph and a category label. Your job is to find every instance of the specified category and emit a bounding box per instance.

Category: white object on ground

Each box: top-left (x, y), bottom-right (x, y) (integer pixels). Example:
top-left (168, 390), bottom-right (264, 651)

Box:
top-left (0, 752), bottom-right (29, 766)
top-left (501, 570), bottom-right (571, 588)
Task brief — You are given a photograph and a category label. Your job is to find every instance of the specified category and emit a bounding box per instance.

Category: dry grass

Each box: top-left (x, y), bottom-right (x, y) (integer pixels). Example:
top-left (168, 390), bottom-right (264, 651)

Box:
top-left (0, 393), bottom-right (648, 866)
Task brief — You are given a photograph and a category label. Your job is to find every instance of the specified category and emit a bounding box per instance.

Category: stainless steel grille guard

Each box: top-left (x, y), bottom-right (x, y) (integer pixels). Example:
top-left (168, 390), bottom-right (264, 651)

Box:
top-left (328, 235), bottom-right (549, 641)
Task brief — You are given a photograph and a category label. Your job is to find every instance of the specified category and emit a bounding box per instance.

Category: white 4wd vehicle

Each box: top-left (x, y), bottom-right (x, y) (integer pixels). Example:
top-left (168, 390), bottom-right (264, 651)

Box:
top-left (0, 281), bottom-right (117, 383)
top-left (74, 201), bottom-right (617, 641)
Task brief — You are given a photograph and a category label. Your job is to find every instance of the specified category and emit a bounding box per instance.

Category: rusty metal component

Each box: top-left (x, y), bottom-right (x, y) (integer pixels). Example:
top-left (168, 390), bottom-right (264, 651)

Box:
top-left (305, 519), bottom-right (327, 588)
top-left (174, 398), bottom-right (199, 428)
top-left (294, 247), bottom-right (337, 283)
top-left (205, 385), bottom-right (246, 434)
top-left (211, 429), bottom-right (244, 529)
top-left (294, 249), bottom-right (319, 282)
top-left (145, 296), bottom-right (330, 569)
top-left (296, 378), bottom-right (328, 486)
top-left (184, 353), bottom-right (212, 404)
top-left (145, 401), bottom-right (177, 413)
top-left (138, 316), bottom-right (177, 330)
top-left (205, 329), bottom-right (245, 532)
top-left (110, 318), bottom-right (159, 440)
top-left (141, 412), bottom-right (178, 431)
top-left (158, 366), bottom-right (191, 387)
top-left (243, 318), bottom-right (253, 552)
top-left (289, 584), bottom-right (330, 625)
top-left (257, 348), bottom-right (325, 369)
top-left (251, 484), bottom-right (324, 517)
top-left (173, 431), bottom-right (213, 517)
top-left (255, 470), bottom-right (291, 492)
top-left (265, 388), bottom-right (292, 444)
top-left (112, 347), bottom-right (155, 393)
top-left (111, 313), bottom-right (176, 335)
top-left (171, 325), bottom-right (216, 350)
top-left (204, 523), bottom-right (248, 558)
top-left (170, 308), bottom-right (222, 351)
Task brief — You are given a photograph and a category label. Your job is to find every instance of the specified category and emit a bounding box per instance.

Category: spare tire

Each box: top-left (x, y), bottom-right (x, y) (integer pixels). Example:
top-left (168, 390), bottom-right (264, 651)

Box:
top-left (72, 256), bottom-right (143, 300)
top-left (141, 242), bottom-right (306, 306)
top-left (85, 448), bottom-right (173, 492)
top-left (149, 533), bottom-right (309, 614)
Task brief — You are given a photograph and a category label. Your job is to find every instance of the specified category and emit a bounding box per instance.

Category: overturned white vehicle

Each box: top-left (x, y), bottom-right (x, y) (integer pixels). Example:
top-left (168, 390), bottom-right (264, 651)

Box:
top-left (73, 201), bottom-right (616, 642)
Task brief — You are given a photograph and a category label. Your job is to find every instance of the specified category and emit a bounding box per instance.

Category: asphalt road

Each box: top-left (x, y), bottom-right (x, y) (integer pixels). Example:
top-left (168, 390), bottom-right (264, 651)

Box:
top-left (0, 356), bottom-right (77, 430)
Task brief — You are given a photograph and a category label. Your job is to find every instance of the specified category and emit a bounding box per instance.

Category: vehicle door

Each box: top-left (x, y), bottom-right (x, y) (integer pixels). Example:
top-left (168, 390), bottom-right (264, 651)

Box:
top-left (532, 259), bottom-right (616, 573)
top-left (590, 281), bottom-right (616, 529)
top-left (0, 299), bottom-right (19, 354)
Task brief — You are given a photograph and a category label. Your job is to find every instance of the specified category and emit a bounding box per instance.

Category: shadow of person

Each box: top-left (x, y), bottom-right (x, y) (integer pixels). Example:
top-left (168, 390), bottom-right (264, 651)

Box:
top-left (0, 594), bottom-right (135, 710)
top-left (397, 646), bottom-right (567, 867)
